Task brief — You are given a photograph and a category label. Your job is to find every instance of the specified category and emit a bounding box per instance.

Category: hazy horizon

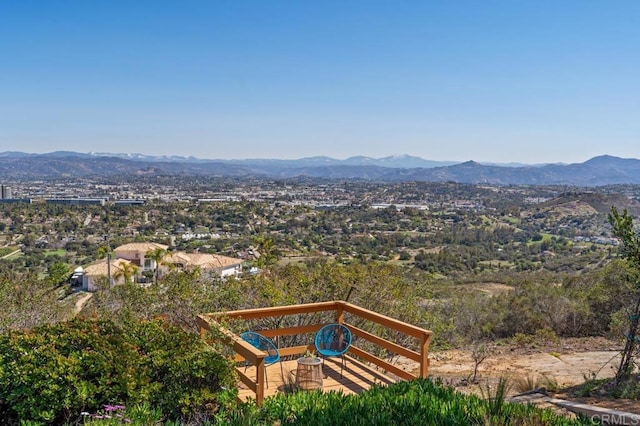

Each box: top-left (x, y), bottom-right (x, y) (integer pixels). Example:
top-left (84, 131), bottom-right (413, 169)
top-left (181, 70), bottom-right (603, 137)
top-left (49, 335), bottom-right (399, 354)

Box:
top-left (1, 1), bottom-right (638, 164)
top-left (3, 149), bottom-right (631, 166)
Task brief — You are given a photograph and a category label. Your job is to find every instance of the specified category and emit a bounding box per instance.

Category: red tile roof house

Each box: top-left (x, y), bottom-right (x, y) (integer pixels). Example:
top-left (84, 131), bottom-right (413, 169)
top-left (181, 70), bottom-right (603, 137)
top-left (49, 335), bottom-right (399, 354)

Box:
top-left (81, 258), bottom-right (134, 291)
top-left (113, 242), bottom-right (169, 279)
top-left (164, 251), bottom-right (244, 278)
top-left (80, 242), bottom-right (245, 291)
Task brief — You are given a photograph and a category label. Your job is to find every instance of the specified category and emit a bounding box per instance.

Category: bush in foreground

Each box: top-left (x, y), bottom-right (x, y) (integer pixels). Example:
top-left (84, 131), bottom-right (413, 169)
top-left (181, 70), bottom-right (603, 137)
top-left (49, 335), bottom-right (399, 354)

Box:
top-left (216, 378), bottom-right (595, 426)
top-left (0, 318), bottom-right (236, 423)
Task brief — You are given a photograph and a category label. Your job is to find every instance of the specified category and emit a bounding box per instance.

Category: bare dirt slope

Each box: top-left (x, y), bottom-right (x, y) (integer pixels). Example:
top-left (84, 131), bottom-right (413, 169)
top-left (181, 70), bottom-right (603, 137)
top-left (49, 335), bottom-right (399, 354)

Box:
top-left (429, 347), bottom-right (619, 388)
top-left (412, 338), bottom-right (640, 415)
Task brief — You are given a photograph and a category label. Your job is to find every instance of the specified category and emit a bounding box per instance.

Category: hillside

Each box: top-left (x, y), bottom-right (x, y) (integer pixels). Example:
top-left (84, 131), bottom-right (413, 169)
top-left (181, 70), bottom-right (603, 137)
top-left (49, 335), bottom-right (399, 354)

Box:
top-left (539, 192), bottom-right (640, 216)
top-left (2, 152), bottom-right (640, 186)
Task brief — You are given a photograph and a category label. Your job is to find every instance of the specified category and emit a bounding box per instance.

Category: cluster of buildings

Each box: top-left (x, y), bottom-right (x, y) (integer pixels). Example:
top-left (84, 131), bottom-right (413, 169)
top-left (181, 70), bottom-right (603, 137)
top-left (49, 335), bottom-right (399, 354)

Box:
top-left (78, 242), bottom-right (244, 291)
top-left (0, 184), bottom-right (31, 204)
top-left (42, 198), bottom-right (144, 206)
top-left (573, 236), bottom-right (619, 246)
top-left (1, 184), bottom-right (12, 199)
top-left (0, 184), bottom-right (29, 204)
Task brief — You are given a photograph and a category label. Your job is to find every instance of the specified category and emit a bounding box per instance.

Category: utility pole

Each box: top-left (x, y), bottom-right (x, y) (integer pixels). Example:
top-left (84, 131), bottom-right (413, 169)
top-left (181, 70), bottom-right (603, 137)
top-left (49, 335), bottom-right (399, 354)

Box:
top-left (107, 253), bottom-right (112, 286)
top-left (105, 234), bottom-right (113, 286)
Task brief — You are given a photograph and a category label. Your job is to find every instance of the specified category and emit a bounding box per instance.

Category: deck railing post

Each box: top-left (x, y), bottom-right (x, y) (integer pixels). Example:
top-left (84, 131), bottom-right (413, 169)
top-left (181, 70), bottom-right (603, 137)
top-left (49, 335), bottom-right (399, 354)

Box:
top-left (197, 315), bottom-right (209, 338)
top-left (419, 332), bottom-right (431, 378)
top-left (256, 357), bottom-right (265, 405)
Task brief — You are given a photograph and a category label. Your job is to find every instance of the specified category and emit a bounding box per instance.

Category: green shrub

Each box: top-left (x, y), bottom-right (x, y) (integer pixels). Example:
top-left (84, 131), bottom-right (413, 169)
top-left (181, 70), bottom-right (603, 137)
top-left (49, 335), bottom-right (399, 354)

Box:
top-left (0, 318), bottom-right (236, 423)
top-left (216, 378), bottom-right (595, 425)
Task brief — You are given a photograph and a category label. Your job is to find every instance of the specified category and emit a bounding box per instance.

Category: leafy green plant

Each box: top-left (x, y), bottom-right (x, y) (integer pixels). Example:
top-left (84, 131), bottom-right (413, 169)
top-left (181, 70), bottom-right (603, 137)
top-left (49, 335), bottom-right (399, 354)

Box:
top-left (535, 327), bottom-right (560, 344)
top-left (215, 378), bottom-right (594, 425)
top-left (512, 332), bottom-right (536, 347)
top-left (480, 377), bottom-right (511, 419)
top-left (609, 207), bottom-right (640, 384)
top-left (0, 318), bottom-right (236, 423)
top-left (612, 376), bottom-right (640, 399)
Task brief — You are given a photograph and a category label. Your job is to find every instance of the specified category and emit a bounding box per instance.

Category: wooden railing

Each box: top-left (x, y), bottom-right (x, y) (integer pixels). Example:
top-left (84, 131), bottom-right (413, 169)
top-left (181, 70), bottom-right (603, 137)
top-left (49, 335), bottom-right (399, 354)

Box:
top-left (197, 300), bottom-right (433, 405)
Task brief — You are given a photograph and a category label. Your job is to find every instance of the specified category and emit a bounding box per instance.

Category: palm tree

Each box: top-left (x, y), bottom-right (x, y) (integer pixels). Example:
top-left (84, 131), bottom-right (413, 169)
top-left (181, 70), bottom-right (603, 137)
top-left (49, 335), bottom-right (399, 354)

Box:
top-left (113, 262), bottom-right (139, 285)
top-left (146, 247), bottom-right (168, 284)
top-left (96, 245), bottom-right (113, 286)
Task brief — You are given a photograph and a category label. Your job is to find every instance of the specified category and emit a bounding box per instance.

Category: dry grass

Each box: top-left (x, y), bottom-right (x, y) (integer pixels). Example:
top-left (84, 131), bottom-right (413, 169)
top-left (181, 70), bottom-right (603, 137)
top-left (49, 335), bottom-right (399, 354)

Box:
top-left (514, 373), bottom-right (540, 393)
top-left (514, 373), bottom-right (559, 394)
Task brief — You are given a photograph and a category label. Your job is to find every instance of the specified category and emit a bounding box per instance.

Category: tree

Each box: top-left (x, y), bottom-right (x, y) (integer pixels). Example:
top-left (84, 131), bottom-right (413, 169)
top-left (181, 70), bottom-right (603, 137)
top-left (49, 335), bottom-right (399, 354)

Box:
top-left (609, 206), bottom-right (640, 384)
top-left (113, 262), bottom-right (139, 285)
top-left (252, 236), bottom-right (277, 268)
top-left (146, 247), bottom-right (167, 284)
top-left (96, 245), bottom-right (111, 259)
top-left (46, 261), bottom-right (71, 288)
top-left (0, 272), bottom-right (66, 333)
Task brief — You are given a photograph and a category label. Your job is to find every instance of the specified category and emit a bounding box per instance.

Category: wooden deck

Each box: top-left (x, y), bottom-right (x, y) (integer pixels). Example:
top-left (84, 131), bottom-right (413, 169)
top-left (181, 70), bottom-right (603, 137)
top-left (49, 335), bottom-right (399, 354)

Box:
top-left (238, 355), bottom-right (398, 402)
top-left (199, 300), bottom-right (432, 405)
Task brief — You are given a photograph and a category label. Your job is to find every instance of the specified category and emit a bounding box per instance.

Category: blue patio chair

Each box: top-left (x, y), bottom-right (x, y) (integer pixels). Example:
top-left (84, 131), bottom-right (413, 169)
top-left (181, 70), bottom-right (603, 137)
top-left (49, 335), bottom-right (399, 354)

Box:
top-left (314, 323), bottom-right (352, 378)
top-left (240, 331), bottom-right (282, 388)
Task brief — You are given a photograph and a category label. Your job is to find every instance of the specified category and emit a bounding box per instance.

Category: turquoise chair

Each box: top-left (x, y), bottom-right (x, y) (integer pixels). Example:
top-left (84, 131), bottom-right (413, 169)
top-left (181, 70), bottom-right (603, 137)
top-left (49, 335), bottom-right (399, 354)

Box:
top-left (240, 331), bottom-right (282, 388)
top-left (314, 324), bottom-right (352, 378)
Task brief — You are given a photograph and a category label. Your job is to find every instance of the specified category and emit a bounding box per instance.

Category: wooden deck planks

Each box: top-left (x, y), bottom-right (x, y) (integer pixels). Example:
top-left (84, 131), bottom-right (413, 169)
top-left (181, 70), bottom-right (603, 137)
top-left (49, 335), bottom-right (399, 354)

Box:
top-left (237, 356), bottom-right (398, 402)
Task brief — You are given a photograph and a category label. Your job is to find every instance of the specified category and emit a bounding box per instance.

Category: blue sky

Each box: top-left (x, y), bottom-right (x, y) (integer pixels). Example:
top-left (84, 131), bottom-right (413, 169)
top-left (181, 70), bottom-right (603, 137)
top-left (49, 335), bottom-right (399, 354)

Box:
top-left (1, 1), bottom-right (638, 163)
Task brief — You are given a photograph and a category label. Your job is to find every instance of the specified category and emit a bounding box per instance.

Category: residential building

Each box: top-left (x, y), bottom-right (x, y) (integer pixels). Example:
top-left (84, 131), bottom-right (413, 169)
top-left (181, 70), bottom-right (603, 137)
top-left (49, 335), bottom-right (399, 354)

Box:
top-left (164, 252), bottom-right (244, 278)
top-left (79, 242), bottom-right (244, 291)
top-left (82, 258), bottom-right (134, 291)
top-left (113, 242), bottom-right (169, 276)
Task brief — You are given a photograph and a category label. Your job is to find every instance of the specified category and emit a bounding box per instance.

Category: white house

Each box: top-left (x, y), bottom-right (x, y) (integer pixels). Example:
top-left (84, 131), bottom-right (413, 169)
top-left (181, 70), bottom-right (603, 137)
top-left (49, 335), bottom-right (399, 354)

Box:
top-left (81, 258), bottom-right (133, 291)
top-left (79, 242), bottom-right (244, 291)
top-left (163, 252), bottom-right (243, 278)
top-left (113, 242), bottom-right (169, 277)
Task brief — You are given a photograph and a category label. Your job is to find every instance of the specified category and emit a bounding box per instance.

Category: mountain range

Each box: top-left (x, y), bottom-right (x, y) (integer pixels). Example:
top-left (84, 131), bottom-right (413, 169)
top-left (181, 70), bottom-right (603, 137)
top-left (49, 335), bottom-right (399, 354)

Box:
top-left (1, 151), bottom-right (639, 186)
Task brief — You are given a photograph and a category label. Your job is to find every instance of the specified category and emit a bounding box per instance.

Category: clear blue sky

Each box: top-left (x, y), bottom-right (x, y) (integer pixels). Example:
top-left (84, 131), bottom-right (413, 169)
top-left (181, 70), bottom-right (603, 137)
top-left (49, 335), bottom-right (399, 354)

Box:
top-left (1, 1), bottom-right (638, 163)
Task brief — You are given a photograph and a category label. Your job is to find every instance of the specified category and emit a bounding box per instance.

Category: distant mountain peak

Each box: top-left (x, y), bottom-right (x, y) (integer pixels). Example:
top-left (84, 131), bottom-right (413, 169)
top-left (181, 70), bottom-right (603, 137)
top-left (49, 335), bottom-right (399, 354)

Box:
top-left (298, 156), bottom-right (336, 162)
top-left (584, 154), bottom-right (634, 165)
top-left (0, 151), bottom-right (36, 158)
top-left (86, 152), bottom-right (201, 162)
top-left (1, 151), bottom-right (639, 186)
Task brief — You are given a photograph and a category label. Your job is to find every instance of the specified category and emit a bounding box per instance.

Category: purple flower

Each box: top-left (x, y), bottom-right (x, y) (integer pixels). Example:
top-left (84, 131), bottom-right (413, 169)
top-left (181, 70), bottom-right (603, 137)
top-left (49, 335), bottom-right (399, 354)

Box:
top-left (103, 404), bottom-right (126, 412)
top-left (83, 404), bottom-right (128, 422)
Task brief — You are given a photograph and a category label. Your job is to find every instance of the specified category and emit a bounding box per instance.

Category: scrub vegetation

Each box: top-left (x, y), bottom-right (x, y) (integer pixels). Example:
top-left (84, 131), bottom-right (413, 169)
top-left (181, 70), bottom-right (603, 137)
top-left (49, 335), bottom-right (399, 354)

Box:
top-left (1, 179), bottom-right (640, 422)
